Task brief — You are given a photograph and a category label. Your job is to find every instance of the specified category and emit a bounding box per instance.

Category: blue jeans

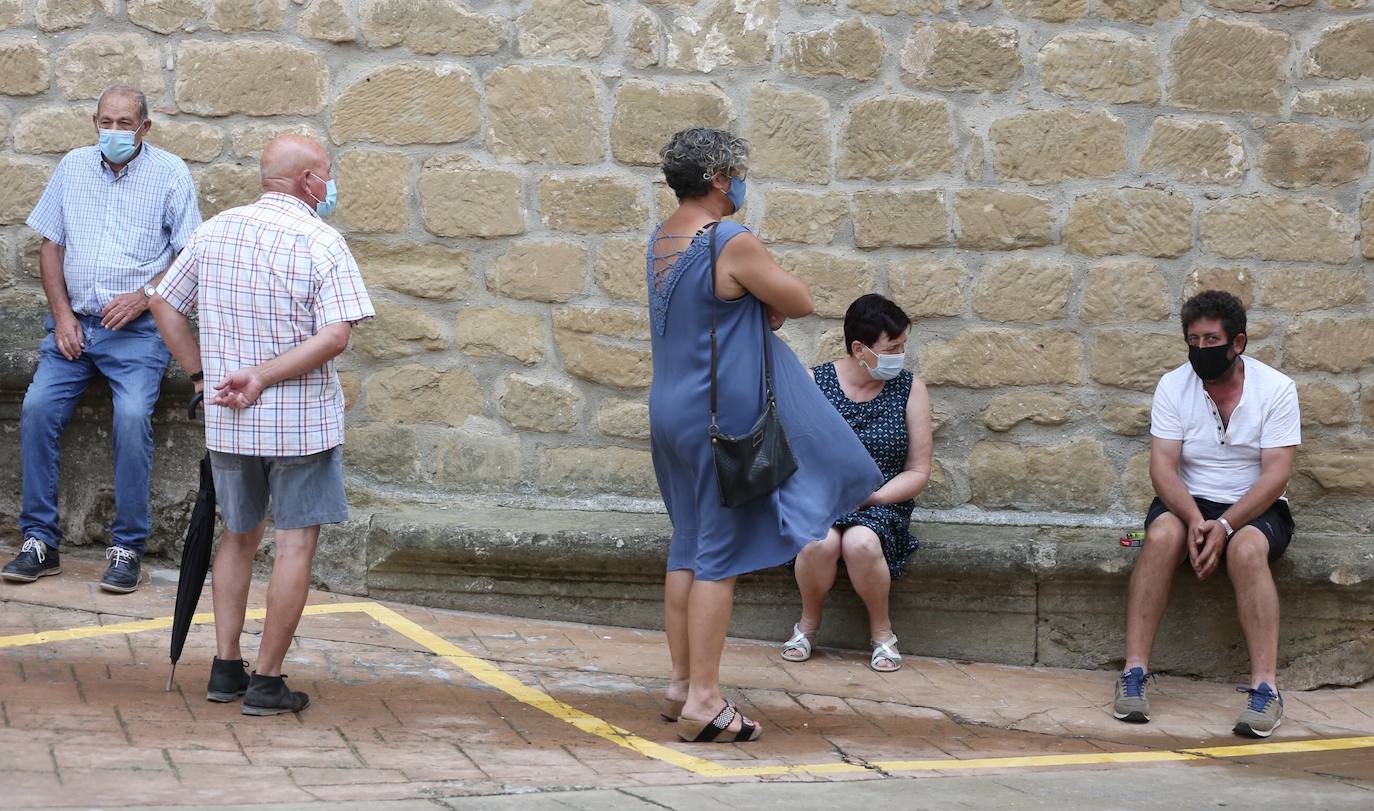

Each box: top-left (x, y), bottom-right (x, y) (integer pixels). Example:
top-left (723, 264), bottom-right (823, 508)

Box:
top-left (20, 312), bottom-right (170, 555)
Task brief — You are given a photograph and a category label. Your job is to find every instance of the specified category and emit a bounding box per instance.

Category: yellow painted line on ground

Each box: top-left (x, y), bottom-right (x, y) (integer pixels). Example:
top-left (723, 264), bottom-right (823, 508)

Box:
top-left (5, 599), bottom-right (1374, 779)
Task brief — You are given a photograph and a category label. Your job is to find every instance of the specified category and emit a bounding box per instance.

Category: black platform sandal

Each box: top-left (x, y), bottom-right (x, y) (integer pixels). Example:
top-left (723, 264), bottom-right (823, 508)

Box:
top-left (675, 699), bottom-right (763, 743)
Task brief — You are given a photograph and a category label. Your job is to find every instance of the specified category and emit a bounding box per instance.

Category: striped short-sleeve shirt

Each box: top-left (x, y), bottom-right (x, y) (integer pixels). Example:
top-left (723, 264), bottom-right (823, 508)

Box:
top-left (26, 144), bottom-right (201, 316)
top-left (158, 193), bottom-right (374, 457)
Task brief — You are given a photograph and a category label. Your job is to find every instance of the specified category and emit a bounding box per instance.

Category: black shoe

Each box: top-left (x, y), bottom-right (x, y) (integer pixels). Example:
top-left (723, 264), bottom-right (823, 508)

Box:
top-left (2, 538), bottom-right (60, 583)
top-left (242, 673), bottom-right (310, 716)
top-left (207, 657), bottom-right (251, 702)
top-left (99, 546), bottom-right (141, 593)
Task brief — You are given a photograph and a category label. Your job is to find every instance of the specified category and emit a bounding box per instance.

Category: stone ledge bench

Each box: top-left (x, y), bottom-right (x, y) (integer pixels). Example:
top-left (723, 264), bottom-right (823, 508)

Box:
top-left (324, 504), bottom-right (1374, 690)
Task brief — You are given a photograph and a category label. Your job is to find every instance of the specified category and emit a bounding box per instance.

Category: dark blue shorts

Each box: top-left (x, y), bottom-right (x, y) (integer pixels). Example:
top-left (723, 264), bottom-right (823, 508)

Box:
top-left (1144, 496), bottom-right (1294, 561)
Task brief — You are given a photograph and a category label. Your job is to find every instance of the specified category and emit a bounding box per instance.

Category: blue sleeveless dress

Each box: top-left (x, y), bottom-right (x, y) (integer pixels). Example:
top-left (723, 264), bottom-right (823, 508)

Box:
top-left (647, 221), bottom-right (882, 581)
top-left (813, 362), bottom-right (920, 579)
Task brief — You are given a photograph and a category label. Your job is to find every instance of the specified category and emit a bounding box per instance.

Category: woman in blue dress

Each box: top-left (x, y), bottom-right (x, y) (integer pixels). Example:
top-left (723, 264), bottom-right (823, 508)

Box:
top-left (648, 129), bottom-right (881, 743)
top-left (780, 295), bottom-right (933, 673)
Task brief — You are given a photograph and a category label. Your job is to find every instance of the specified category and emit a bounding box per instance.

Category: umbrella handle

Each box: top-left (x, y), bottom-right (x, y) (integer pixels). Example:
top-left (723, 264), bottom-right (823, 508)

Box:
top-left (166, 661), bottom-right (177, 692)
top-left (188, 392), bottom-right (204, 420)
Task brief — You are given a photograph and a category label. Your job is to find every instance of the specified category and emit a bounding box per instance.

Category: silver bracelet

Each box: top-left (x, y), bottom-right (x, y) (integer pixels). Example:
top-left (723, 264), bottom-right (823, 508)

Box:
top-left (1219, 517), bottom-right (1235, 538)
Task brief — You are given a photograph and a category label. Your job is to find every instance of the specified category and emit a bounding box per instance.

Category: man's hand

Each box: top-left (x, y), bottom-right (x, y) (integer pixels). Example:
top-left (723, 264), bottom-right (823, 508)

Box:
top-left (210, 368), bottom-right (266, 410)
top-left (53, 313), bottom-right (84, 360)
top-left (1191, 519), bottom-right (1227, 580)
top-left (100, 291), bottom-right (149, 330)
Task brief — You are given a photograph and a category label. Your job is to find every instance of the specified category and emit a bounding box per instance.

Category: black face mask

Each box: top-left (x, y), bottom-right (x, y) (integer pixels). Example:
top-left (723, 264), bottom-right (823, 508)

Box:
top-left (1189, 343), bottom-right (1237, 381)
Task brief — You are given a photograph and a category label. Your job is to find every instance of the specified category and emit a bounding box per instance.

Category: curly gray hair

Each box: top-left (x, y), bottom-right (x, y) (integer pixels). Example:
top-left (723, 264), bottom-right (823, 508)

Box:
top-left (659, 128), bottom-right (750, 201)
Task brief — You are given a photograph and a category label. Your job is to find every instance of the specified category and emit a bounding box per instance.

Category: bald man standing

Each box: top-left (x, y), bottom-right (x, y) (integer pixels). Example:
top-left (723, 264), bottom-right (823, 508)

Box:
top-left (151, 135), bottom-right (374, 716)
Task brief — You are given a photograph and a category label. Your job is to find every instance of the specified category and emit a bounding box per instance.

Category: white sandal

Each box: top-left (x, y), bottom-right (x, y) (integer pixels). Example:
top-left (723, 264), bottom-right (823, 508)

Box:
top-left (780, 624), bottom-right (816, 662)
top-left (870, 634), bottom-right (902, 672)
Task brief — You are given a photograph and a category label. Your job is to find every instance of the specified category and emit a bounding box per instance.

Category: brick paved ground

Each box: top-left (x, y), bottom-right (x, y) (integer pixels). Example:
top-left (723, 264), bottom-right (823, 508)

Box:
top-left (2, 544), bottom-right (1371, 809)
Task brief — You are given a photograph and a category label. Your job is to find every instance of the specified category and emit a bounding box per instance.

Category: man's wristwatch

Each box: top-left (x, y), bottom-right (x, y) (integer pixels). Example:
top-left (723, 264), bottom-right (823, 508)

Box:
top-left (1218, 517), bottom-right (1235, 538)
top-left (142, 284), bottom-right (156, 299)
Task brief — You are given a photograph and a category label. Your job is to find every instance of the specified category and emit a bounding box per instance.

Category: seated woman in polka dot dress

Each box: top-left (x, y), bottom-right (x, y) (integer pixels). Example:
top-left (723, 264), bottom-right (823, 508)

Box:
top-left (780, 294), bottom-right (934, 672)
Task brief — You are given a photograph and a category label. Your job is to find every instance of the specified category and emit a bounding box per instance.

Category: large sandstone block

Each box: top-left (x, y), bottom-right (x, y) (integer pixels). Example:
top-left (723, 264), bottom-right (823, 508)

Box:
top-left (665, 0), bottom-right (779, 73)
top-left (553, 306), bottom-right (648, 340)
top-left (194, 163), bottom-right (259, 219)
top-left (1260, 124), bottom-right (1368, 189)
top-left (500, 374), bottom-right (581, 433)
top-left (748, 86), bottom-right (831, 184)
top-left (14, 107), bottom-right (93, 154)
top-left (990, 109), bottom-right (1125, 184)
top-left (1298, 440), bottom-right (1374, 495)
top-left (36, 0), bottom-right (115, 31)
top-left (336, 151), bottom-right (411, 233)
top-left (888, 257), bottom-right (965, 319)
top-left (537, 447), bottom-right (657, 498)
top-left (298, 0), bottom-right (356, 42)
top-left (1363, 190), bottom-right (1374, 260)
top-left (1091, 330), bottom-right (1182, 391)
top-left (1293, 89), bottom-right (1374, 123)
top-left (128, 0), bottom-right (204, 34)
top-left (1169, 18), bottom-right (1289, 114)
top-left (1141, 118), bottom-right (1246, 186)
top-left (954, 190), bottom-right (1053, 251)
top-left (611, 80), bottom-right (734, 167)
top-left (1307, 20), bottom-right (1374, 80)
top-left (1184, 266), bottom-right (1255, 309)
top-left (1264, 268), bottom-right (1366, 312)
top-left (351, 239), bottom-right (472, 301)
top-left (429, 424), bottom-right (523, 490)
top-left (331, 64), bottom-right (480, 145)
top-left (777, 251), bottom-right (877, 318)
top-left (1200, 196), bottom-right (1355, 264)
top-left (487, 240), bottom-right (587, 303)
top-left (176, 41), bottom-right (326, 116)
top-left (365, 365), bottom-right (482, 426)
top-left (539, 175), bottom-right (647, 234)
top-left (920, 329), bottom-right (1082, 387)
top-left (0, 0), bottom-right (22, 29)
top-left (58, 34), bottom-right (163, 100)
top-left (900, 22), bottom-right (1020, 93)
top-left (345, 422), bottom-right (419, 483)
top-left (598, 398), bottom-right (650, 440)
top-left (626, 8), bottom-right (661, 69)
top-left (783, 17), bottom-right (884, 80)
top-left (1004, 0), bottom-right (1087, 19)
top-left (517, 0), bottom-right (611, 58)
top-left (971, 441), bottom-right (1113, 512)
top-left (1297, 382), bottom-right (1353, 428)
top-left (972, 258), bottom-right (1072, 322)
top-left (1080, 262), bottom-right (1170, 324)
top-left (350, 300), bottom-right (446, 360)
top-left (1064, 188), bottom-right (1192, 258)
top-left (1038, 32), bottom-right (1159, 104)
top-left (418, 161), bottom-right (524, 238)
top-left (594, 238), bottom-right (648, 303)
top-left (231, 123), bottom-right (324, 159)
top-left (0, 158), bottom-right (50, 225)
top-left (981, 392), bottom-right (1073, 432)
top-left (761, 190), bottom-right (847, 245)
top-left (1284, 317), bottom-right (1374, 372)
top-left (0, 41), bottom-right (47, 96)
top-left (1209, 0), bottom-right (1311, 9)
top-left (361, 0), bottom-right (503, 56)
top-left (487, 66), bottom-right (603, 165)
top-left (554, 309), bottom-right (652, 389)
top-left (847, 0), bottom-right (941, 12)
top-left (456, 306), bottom-right (545, 365)
top-left (1097, 0), bottom-right (1181, 23)
top-left (1101, 397), bottom-right (1153, 436)
top-left (208, 0), bottom-right (285, 32)
top-left (145, 117), bottom-right (224, 163)
top-left (852, 189), bottom-right (946, 249)
top-left (839, 95), bottom-right (956, 180)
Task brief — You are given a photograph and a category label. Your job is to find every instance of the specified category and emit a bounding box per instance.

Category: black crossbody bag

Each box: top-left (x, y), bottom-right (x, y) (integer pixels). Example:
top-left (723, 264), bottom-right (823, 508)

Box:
top-left (706, 223), bottom-right (798, 508)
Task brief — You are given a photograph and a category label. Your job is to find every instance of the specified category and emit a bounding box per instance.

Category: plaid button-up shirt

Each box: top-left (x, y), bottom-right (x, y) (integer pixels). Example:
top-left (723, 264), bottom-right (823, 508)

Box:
top-left (158, 193), bottom-right (374, 457)
top-left (27, 144), bottom-right (201, 315)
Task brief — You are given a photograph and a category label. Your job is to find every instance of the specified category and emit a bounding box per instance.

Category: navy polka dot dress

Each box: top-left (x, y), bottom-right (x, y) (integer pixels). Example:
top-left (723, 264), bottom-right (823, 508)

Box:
top-left (813, 362), bottom-right (920, 579)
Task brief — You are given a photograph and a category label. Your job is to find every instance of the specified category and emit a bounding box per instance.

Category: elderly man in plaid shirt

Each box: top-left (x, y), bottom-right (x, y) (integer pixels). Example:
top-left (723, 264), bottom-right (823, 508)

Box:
top-left (151, 135), bottom-right (374, 716)
top-left (3, 85), bottom-right (201, 593)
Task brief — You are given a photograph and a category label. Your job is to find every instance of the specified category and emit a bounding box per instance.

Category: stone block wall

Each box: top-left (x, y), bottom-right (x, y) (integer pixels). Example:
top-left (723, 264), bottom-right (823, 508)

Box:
top-left (0, 0), bottom-right (1372, 532)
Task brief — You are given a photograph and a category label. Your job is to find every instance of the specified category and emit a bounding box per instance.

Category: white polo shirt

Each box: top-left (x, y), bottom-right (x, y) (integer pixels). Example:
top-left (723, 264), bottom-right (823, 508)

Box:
top-left (1150, 356), bottom-right (1301, 504)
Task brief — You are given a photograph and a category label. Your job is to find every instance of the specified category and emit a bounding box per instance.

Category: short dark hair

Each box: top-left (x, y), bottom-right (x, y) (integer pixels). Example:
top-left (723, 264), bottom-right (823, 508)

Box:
top-left (844, 294), bottom-right (911, 354)
top-left (1180, 290), bottom-right (1246, 342)
top-left (660, 128), bottom-right (749, 201)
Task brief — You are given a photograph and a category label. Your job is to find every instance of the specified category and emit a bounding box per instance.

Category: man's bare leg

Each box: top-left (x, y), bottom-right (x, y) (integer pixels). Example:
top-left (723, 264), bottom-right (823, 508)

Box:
top-left (1124, 514), bottom-right (1189, 671)
top-left (255, 525), bottom-right (319, 676)
top-left (212, 521), bottom-right (267, 661)
top-left (1227, 529), bottom-right (1279, 688)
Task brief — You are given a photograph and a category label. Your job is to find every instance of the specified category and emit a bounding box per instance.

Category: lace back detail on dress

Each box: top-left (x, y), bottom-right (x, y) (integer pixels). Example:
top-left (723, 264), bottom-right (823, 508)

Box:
top-left (647, 227), bottom-right (712, 336)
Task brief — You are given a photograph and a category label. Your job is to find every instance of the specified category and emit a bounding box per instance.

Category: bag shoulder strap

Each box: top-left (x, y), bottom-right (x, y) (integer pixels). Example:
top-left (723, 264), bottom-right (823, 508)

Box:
top-left (708, 222), bottom-right (776, 435)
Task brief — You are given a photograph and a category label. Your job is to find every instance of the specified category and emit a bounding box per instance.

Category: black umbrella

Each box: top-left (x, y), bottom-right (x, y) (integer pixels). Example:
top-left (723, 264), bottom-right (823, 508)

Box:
top-left (167, 393), bottom-right (216, 691)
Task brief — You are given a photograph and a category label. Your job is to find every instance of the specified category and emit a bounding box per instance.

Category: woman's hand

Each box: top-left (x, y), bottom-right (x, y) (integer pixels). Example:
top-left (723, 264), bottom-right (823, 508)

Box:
top-left (768, 307), bottom-right (785, 331)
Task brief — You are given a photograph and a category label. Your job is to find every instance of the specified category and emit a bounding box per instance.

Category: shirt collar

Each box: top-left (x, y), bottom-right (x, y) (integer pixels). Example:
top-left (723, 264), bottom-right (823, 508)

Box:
top-left (96, 141), bottom-right (148, 179)
top-left (260, 191), bottom-right (320, 218)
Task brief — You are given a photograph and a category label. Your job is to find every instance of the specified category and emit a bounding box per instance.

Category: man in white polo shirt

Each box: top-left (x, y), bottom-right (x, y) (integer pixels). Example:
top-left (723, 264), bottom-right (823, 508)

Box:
top-left (1113, 290), bottom-right (1300, 738)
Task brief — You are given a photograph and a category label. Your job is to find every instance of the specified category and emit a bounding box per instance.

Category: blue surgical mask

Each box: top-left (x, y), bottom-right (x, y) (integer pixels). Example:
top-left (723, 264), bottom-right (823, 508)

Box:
top-left (862, 345), bottom-right (905, 381)
top-left (308, 172), bottom-right (337, 217)
top-left (98, 128), bottom-right (139, 164)
top-left (726, 175), bottom-right (746, 212)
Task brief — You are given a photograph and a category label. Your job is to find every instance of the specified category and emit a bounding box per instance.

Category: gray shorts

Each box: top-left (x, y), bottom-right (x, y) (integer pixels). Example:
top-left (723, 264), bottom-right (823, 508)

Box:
top-left (209, 446), bottom-right (348, 534)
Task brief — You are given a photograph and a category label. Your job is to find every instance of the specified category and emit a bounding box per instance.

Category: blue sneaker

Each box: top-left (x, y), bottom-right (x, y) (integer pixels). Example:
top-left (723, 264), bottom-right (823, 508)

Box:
top-left (1113, 666), bottom-right (1154, 723)
top-left (1234, 683), bottom-right (1283, 738)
